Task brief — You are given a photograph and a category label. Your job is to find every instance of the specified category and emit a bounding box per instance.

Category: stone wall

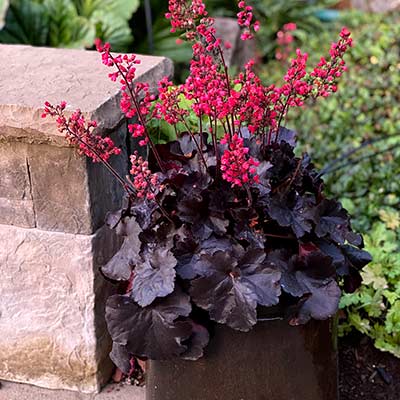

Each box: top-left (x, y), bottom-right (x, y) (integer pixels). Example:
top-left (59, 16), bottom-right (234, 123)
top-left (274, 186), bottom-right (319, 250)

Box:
top-left (0, 44), bottom-right (173, 393)
top-left (351, 0), bottom-right (400, 12)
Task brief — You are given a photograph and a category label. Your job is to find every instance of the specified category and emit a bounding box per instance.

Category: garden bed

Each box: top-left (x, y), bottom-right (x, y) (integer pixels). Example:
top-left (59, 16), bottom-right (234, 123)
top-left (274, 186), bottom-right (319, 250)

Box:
top-left (339, 336), bottom-right (400, 400)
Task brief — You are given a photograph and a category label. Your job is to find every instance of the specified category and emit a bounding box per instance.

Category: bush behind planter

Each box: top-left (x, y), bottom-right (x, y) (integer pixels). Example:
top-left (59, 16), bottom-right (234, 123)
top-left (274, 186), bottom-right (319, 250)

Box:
top-left (272, 11), bottom-right (400, 357)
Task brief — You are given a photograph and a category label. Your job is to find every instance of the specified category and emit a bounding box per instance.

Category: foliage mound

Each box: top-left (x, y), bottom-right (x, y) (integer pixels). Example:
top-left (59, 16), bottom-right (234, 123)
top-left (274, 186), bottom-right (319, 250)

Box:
top-left (43, 1), bottom-right (370, 368)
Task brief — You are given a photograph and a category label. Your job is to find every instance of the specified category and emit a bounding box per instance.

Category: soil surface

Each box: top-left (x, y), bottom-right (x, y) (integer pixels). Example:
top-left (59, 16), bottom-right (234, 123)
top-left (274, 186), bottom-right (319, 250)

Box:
top-left (339, 336), bottom-right (400, 400)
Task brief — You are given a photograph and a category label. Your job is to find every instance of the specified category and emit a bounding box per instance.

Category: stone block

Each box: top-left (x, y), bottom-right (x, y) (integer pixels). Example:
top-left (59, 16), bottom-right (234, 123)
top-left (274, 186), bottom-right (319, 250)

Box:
top-left (0, 45), bottom-right (173, 394)
top-left (214, 17), bottom-right (255, 69)
top-left (27, 143), bottom-right (91, 232)
top-left (0, 44), bottom-right (173, 144)
top-left (351, 0), bottom-right (400, 12)
top-left (0, 224), bottom-right (121, 393)
top-left (24, 123), bottom-right (128, 234)
top-left (0, 45), bottom-right (173, 233)
top-left (0, 141), bottom-right (35, 227)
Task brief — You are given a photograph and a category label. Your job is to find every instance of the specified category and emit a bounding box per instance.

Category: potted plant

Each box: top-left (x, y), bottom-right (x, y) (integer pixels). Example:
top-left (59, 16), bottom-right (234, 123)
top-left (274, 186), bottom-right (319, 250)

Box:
top-left (43, 1), bottom-right (371, 399)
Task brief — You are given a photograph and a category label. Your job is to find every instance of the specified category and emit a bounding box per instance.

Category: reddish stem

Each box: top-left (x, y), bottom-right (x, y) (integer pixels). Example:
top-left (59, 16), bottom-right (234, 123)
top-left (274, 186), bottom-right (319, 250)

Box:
top-left (109, 53), bottom-right (165, 173)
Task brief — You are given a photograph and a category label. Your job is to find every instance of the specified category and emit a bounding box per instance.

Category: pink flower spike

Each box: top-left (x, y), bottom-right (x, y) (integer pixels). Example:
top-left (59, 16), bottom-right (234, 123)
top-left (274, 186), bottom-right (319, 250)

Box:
top-left (237, 1), bottom-right (259, 40)
top-left (41, 102), bottom-right (120, 163)
top-left (220, 134), bottom-right (259, 188)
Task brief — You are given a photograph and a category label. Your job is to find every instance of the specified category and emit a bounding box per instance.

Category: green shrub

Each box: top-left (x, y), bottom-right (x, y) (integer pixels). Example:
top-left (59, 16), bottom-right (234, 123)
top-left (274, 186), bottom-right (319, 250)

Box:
top-left (268, 11), bottom-right (400, 357)
top-left (0, 0), bottom-right (140, 51)
top-left (254, 0), bottom-right (338, 59)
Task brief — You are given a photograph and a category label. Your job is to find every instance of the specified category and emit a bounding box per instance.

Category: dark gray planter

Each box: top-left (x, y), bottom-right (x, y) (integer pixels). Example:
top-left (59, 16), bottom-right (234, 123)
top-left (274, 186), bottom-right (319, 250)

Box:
top-left (146, 319), bottom-right (338, 400)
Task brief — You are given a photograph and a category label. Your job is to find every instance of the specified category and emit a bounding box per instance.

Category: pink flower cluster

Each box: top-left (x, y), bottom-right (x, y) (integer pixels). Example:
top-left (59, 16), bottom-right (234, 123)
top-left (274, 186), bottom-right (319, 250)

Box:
top-left (95, 39), bottom-right (155, 147)
top-left (234, 60), bottom-right (279, 134)
top-left (276, 22), bottom-right (297, 62)
top-left (129, 152), bottom-right (162, 200)
top-left (166, 0), bottom-right (211, 36)
top-left (277, 49), bottom-right (311, 108)
top-left (44, 0), bottom-right (353, 202)
top-left (41, 102), bottom-right (121, 163)
top-left (184, 49), bottom-right (230, 119)
top-left (309, 27), bottom-right (353, 98)
top-left (221, 134), bottom-right (259, 187)
top-left (155, 77), bottom-right (188, 125)
top-left (237, 1), bottom-right (260, 40)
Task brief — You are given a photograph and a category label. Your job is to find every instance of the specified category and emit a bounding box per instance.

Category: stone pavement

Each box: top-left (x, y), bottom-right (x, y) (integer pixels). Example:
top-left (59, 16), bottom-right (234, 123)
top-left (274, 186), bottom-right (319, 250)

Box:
top-left (0, 381), bottom-right (145, 400)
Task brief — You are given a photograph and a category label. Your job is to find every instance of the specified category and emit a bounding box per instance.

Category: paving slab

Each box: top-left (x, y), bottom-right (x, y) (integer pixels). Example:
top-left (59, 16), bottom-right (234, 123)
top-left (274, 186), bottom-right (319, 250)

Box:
top-left (0, 381), bottom-right (145, 400)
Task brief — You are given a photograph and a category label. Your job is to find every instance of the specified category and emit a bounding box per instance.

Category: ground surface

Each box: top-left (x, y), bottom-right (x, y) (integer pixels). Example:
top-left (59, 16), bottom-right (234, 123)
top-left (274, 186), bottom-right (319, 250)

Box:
top-left (0, 381), bottom-right (145, 400)
top-left (339, 337), bottom-right (400, 400)
top-left (1, 337), bottom-right (399, 400)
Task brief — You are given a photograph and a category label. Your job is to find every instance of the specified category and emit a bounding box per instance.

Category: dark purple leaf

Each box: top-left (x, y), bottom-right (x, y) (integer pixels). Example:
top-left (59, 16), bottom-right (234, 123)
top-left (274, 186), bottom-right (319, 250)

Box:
top-left (313, 199), bottom-right (354, 244)
top-left (132, 200), bottom-right (159, 230)
top-left (268, 194), bottom-right (315, 238)
top-left (181, 321), bottom-right (210, 361)
top-left (276, 127), bottom-right (297, 146)
top-left (345, 231), bottom-right (363, 247)
top-left (290, 280), bottom-right (341, 325)
top-left (106, 209), bottom-right (124, 230)
top-left (109, 342), bottom-right (131, 374)
top-left (190, 249), bottom-right (281, 332)
top-left (178, 132), bottom-right (207, 156)
top-left (105, 196), bottom-right (131, 229)
top-left (102, 218), bottom-right (141, 281)
top-left (341, 245), bottom-right (372, 269)
top-left (131, 245), bottom-right (177, 307)
top-left (229, 207), bottom-right (262, 244)
top-left (268, 250), bottom-right (335, 295)
top-left (268, 250), bottom-right (340, 325)
top-left (173, 226), bottom-right (199, 279)
top-left (175, 235), bottom-right (237, 280)
top-left (190, 251), bottom-right (257, 331)
top-left (315, 239), bottom-right (346, 268)
top-left (343, 271), bottom-right (362, 293)
top-left (106, 290), bottom-right (192, 360)
top-left (239, 248), bottom-right (281, 306)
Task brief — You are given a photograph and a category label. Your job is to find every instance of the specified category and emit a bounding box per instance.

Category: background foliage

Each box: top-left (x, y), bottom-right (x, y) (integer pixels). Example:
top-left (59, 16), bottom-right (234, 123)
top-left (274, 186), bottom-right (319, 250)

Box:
top-left (254, 0), bottom-right (338, 60)
top-left (269, 11), bottom-right (400, 357)
top-left (0, 0), bottom-right (140, 50)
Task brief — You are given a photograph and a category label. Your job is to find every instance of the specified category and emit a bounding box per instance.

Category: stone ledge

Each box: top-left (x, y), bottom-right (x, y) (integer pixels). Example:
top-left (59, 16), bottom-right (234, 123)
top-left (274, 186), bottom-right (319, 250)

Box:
top-left (214, 17), bottom-right (254, 68)
top-left (0, 44), bottom-right (173, 145)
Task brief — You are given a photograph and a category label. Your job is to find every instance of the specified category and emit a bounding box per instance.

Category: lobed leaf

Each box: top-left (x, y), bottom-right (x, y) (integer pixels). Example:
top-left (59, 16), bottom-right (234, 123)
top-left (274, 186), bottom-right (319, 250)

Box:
top-left (191, 249), bottom-right (281, 331)
top-left (131, 244), bottom-right (177, 307)
top-left (106, 290), bottom-right (192, 360)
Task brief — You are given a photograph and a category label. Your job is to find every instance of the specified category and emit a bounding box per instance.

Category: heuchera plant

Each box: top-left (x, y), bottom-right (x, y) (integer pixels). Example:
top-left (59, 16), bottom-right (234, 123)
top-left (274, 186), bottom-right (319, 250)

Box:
top-left (43, 0), bottom-right (372, 371)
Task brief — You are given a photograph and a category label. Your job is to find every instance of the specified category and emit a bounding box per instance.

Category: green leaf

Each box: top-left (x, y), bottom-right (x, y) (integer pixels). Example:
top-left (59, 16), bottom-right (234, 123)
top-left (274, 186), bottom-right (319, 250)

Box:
top-left (73, 0), bottom-right (140, 50)
top-left (46, 0), bottom-right (95, 48)
top-left (360, 265), bottom-right (388, 291)
top-left (0, 0), bottom-right (138, 49)
top-left (0, 0), bottom-right (49, 45)
top-left (385, 301), bottom-right (400, 335)
top-left (0, 0), bottom-right (9, 30)
top-left (348, 313), bottom-right (371, 335)
top-left (92, 9), bottom-right (132, 51)
top-left (72, 0), bottom-right (139, 19)
top-left (379, 208), bottom-right (400, 231)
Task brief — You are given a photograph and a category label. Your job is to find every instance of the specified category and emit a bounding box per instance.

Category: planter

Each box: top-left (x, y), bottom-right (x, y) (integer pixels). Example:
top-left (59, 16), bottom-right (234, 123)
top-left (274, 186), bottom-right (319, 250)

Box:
top-left (146, 319), bottom-right (338, 400)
